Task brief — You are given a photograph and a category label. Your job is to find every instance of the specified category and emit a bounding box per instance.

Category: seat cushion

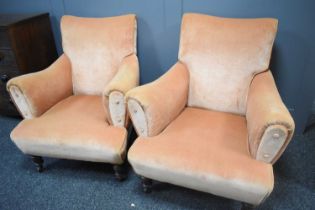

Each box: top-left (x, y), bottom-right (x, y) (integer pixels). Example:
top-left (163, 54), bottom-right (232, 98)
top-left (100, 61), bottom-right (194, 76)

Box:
top-left (11, 95), bottom-right (127, 164)
top-left (128, 107), bottom-right (274, 205)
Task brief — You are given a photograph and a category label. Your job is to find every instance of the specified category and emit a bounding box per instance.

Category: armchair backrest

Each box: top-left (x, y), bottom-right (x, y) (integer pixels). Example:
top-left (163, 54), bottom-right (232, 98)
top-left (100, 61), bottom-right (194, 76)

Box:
top-left (178, 13), bottom-right (278, 115)
top-left (61, 14), bottom-right (137, 95)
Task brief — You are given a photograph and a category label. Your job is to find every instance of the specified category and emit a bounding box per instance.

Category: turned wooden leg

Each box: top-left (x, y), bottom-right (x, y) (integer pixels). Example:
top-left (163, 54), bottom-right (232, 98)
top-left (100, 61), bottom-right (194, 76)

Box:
top-left (241, 203), bottom-right (256, 210)
top-left (141, 176), bottom-right (153, 193)
top-left (31, 156), bottom-right (44, 172)
top-left (113, 164), bottom-right (127, 181)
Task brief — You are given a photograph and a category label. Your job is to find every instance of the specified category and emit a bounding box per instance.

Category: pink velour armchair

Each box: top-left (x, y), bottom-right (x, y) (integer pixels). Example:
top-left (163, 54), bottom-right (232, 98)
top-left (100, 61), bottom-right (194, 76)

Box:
top-left (126, 13), bottom-right (294, 208)
top-left (7, 14), bottom-right (139, 180)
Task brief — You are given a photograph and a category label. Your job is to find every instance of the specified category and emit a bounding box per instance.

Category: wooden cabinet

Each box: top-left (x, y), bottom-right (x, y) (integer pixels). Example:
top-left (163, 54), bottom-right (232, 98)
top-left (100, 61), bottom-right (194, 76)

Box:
top-left (0, 13), bottom-right (57, 117)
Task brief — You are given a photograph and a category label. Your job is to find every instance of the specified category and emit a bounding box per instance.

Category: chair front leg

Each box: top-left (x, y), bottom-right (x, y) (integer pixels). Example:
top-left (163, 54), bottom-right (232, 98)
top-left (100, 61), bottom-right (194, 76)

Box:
top-left (113, 164), bottom-right (127, 181)
top-left (241, 202), bottom-right (256, 210)
top-left (31, 156), bottom-right (44, 172)
top-left (141, 176), bottom-right (153, 193)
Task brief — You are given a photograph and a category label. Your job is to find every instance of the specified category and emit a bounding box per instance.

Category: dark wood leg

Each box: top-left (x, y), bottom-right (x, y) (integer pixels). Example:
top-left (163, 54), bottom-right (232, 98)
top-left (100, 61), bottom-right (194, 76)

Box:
top-left (113, 164), bottom-right (127, 181)
top-left (241, 202), bottom-right (256, 210)
top-left (31, 156), bottom-right (44, 172)
top-left (141, 176), bottom-right (153, 193)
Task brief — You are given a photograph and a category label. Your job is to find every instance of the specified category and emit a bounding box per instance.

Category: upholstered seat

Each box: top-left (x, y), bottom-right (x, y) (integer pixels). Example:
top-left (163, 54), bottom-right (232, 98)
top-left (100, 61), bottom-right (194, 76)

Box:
top-left (129, 108), bottom-right (273, 204)
top-left (7, 14), bottom-right (139, 179)
top-left (11, 95), bottom-right (127, 163)
top-left (126, 13), bottom-right (294, 207)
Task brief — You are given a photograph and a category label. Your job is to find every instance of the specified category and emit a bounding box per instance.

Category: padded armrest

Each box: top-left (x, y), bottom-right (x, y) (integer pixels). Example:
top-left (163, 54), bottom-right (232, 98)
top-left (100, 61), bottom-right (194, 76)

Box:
top-left (126, 62), bottom-right (189, 137)
top-left (246, 70), bottom-right (295, 164)
top-left (7, 54), bottom-right (73, 119)
top-left (103, 54), bottom-right (139, 127)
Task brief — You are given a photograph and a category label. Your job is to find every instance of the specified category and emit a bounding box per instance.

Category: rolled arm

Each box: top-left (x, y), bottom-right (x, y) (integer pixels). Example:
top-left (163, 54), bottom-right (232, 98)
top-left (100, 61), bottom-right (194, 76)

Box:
top-left (7, 54), bottom-right (73, 119)
top-left (103, 54), bottom-right (139, 127)
top-left (246, 70), bottom-right (295, 164)
top-left (126, 62), bottom-right (189, 137)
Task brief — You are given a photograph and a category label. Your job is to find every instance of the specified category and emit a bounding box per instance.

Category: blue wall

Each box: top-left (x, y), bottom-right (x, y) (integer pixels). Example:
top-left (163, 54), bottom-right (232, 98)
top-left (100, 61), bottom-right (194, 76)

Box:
top-left (1, 0), bottom-right (314, 135)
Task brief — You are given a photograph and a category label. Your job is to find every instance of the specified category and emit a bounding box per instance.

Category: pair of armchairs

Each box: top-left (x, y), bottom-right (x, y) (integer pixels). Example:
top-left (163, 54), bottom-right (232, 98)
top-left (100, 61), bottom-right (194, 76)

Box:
top-left (7, 13), bottom-right (294, 209)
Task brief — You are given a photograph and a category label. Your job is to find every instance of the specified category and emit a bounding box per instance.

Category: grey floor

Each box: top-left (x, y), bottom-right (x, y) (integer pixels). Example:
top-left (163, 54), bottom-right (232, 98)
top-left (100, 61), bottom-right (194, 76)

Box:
top-left (0, 115), bottom-right (314, 210)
